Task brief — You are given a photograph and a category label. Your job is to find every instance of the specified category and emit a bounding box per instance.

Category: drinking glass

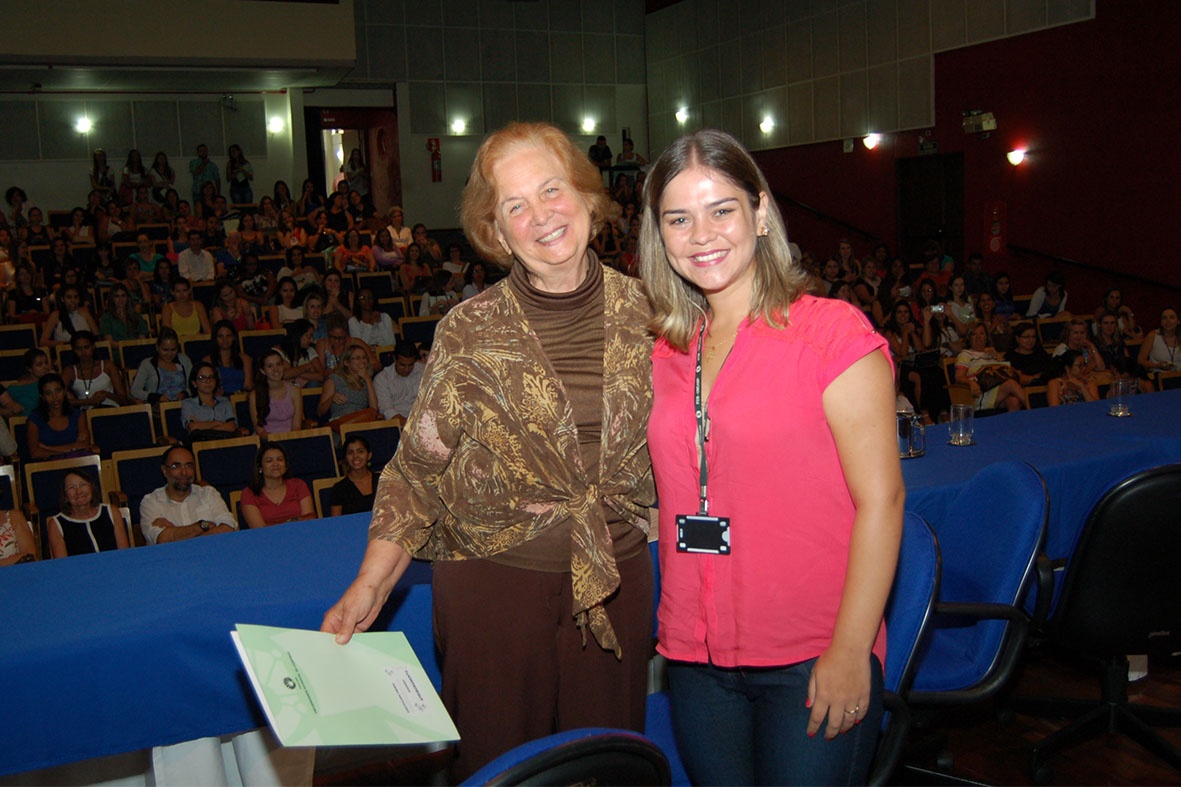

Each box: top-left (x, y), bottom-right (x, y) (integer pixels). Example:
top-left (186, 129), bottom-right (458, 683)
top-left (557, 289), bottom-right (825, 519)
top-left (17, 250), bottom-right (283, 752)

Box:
top-left (949, 404), bottom-right (975, 446)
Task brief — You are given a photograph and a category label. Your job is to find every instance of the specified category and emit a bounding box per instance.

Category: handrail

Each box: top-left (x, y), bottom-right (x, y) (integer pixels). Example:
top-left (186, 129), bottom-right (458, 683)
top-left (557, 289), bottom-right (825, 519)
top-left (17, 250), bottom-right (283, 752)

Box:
top-left (1007, 244), bottom-right (1181, 293)
top-left (771, 191), bottom-right (883, 244)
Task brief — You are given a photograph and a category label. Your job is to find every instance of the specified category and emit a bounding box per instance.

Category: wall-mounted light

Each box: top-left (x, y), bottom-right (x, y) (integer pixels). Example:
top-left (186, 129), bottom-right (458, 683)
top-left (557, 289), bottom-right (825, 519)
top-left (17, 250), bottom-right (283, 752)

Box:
top-left (450, 118), bottom-right (467, 134)
top-left (75, 116), bottom-right (92, 134)
top-left (759, 116), bottom-right (775, 135)
top-left (1007, 148), bottom-right (1027, 166)
top-left (863, 133), bottom-right (881, 150)
top-left (581, 117), bottom-right (596, 134)
top-left (267, 117), bottom-right (285, 134)
top-left (675, 107), bottom-right (689, 125)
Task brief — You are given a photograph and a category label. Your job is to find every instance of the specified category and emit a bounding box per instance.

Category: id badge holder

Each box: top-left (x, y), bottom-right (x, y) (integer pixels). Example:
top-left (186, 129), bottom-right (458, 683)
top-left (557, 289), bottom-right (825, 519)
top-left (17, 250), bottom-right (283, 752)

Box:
top-left (676, 514), bottom-right (731, 554)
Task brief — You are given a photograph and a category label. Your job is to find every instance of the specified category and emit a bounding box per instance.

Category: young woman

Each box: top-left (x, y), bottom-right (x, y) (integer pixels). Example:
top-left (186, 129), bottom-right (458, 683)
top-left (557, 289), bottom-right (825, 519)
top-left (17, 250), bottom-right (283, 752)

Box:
top-left (40, 285), bottom-right (100, 347)
top-left (639, 130), bottom-right (900, 785)
top-left (209, 278), bottom-right (255, 332)
top-left (371, 228), bottom-right (403, 270)
top-left (306, 209), bottom-right (342, 254)
top-left (461, 261), bottom-right (490, 300)
top-left (225, 144), bottom-right (254, 205)
top-left (47, 469), bottom-right (128, 558)
top-left (398, 242), bottom-right (433, 294)
top-left (275, 210), bottom-right (306, 251)
top-left (882, 300), bottom-right (931, 417)
top-left (100, 284), bottom-right (149, 344)
top-left (945, 274), bottom-right (976, 337)
top-left (324, 193), bottom-right (353, 236)
top-left (241, 442), bottom-right (314, 528)
top-left (117, 259), bottom-right (150, 314)
top-left (268, 276), bottom-right (303, 328)
top-left (149, 258), bottom-right (177, 312)
top-left (63, 207), bottom-right (94, 247)
top-left (6, 264), bottom-right (49, 325)
top-left (90, 149), bottom-right (114, 202)
top-left (91, 242), bottom-right (119, 285)
top-left (180, 362), bottom-right (243, 443)
top-left (249, 349), bottom-right (306, 438)
top-left (347, 190), bottom-right (376, 228)
top-left (317, 344), bottom-right (377, 429)
top-left (161, 277), bottom-right (211, 337)
top-left (273, 180), bottom-right (294, 214)
top-left (121, 150), bottom-right (148, 205)
top-left (7, 348), bottom-right (52, 416)
top-left (975, 291), bottom-right (1013, 353)
top-left (1138, 307), bottom-right (1180, 373)
top-left (333, 229), bottom-right (376, 273)
top-left (236, 211), bottom-right (264, 253)
top-left (203, 320), bottom-right (253, 396)
top-left (1048, 349), bottom-right (1099, 406)
top-left (330, 435), bottom-right (379, 516)
top-left (27, 373), bottom-right (97, 460)
top-left (294, 178), bottom-right (323, 218)
top-left (62, 330), bottom-right (130, 410)
top-left (322, 269), bottom-right (354, 320)
top-left (233, 253), bottom-right (276, 313)
top-left (0, 505), bottom-right (37, 566)
top-left (1005, 322), bottom-right (1053, 386)
top-left (1093, 288), bottom-right (1142, 342)
top-left (275, 318), bottom-right (323, 386)
top-left (24, 206), bottom-right (54, 246)
top-left (149, 152), bottom-right (176, 203)
top-left (992, 272), bottom-right (1017, 320)
top-left (255, 195), bottom-right (279, 231)
top-left (342, 148), bottom-right (370, 198)
top-left (349, 288), bottom-right (398, 346)
top-left (955, 323), bottom-right (1028, 412)
top-left (130, 327), bottom-right (193, 403)
top-left (98, 201), bottom-right (129, 244)
top-left (1026, 270), bottom-right (1068, 318)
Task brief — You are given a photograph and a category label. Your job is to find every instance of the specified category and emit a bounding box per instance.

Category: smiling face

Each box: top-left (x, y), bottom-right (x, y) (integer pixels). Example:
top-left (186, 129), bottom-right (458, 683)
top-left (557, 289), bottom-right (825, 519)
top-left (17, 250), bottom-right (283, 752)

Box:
top-left (1162, 309), bottom-right (1179, 333)
top-left (491, 143), bottom-right (593, 290)
top-left (657, 164), bottom-right (767, 304)
top-left (215, 325), bottom-right (235, 349)
top-left (345, 440), bottom-right (372, 472)
top-left (260, 448), bottom-right (287, 480)
top-left (968, 323), bottom-right (989, 350)
top-left (157, 336), bottom-right (179, 364)
top-left (262, 353), bottom-right (285, 383)
top-left (63, 472), bottom-right (95, 513)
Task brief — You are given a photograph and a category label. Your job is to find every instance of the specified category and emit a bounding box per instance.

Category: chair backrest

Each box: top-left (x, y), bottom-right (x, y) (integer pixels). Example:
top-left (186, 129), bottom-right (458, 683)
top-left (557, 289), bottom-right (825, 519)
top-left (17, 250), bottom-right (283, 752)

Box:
top-left (24, 454), bottom-right (104, 557)
top-left (230, 393), bottom-right (253, 432)
top-left (87, 404), bottom-right (156, 460)
top-left (56, 342), bottom-right (114, 368)
top-left (338, 420), bottom-right (400, 472)
top-left (9, 416), bottom-right (30, 465)
top-left (1051, 464), bottom-right (1181, 658)
top-left (118, 338), bottom-right (158, 372)
top-left (883, 512), bottom-right (941, 697)
top-left (0, 324), bottom-right (37, 351)
top-left (398, 315), bottom-right (440, 347)
top-left (1158, 370), bottom-right (1181, 391)
top-left (239, 329), bottom-right (285, 362)
top-left (1025, 384), bottom-right (1049, 409)
top-left (111, 446), bottom-right (169, 536)
top-left (300, 386), bottom-right (327, 426)
top-left (909, 461), bottom-right (1047, 699)
top-left (377, 297), bottom-right (408, 324)
top-left (312, 476), bottom-right (341, 519)
top-left (193, 435), bottom-right (261, 508)
top-left (459, 728), bottom-right (671, 787)
top-left (268, 427), bottom-right (336, 490)
top-left (229, 489), bottom-right (244, 528)
top-left (158, 401), bottom-right (185, 441)
top-left (180, 335), bottom-right (212, 366)
top-left (356, 271), bottom-right (395, 300)
top-left (0, 350), bottom-right (27, 382)
top-left (1036, 314), bottom-right (1073, 347)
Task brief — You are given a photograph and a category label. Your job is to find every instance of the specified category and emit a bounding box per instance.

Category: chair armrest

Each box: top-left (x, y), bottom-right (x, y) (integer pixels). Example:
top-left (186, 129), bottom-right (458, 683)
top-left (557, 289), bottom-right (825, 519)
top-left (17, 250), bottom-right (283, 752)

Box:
top-left (868, 691), bottom-right (911, 786)
top-left (109, 490), bottom-right (128, 506)
top-left (909, 601), bottom-right (1030, 705)
top-left (1031, 554), bottom-right (1057, 629)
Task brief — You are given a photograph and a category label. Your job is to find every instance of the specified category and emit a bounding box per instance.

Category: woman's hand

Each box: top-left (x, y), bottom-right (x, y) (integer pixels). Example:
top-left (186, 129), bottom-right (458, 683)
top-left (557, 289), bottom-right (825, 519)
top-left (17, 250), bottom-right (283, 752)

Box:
top-left (807, 646), bottom-right (871, 739)
top-left (322, 539), bottom-right (411, 644)
top-left (333, 392), bottom-right (348, 405)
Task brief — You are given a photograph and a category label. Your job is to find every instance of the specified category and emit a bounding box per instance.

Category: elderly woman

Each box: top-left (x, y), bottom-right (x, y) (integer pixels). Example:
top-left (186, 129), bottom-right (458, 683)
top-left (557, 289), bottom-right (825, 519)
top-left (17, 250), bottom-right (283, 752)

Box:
top-left (322, 122), bottom-right (655, 780)
top-left (639, 130), bottom-right (901, 784)
top-left (47, 469), bottom-right (129, 558)
top-left (955, 322), bottom-right (1028, 412)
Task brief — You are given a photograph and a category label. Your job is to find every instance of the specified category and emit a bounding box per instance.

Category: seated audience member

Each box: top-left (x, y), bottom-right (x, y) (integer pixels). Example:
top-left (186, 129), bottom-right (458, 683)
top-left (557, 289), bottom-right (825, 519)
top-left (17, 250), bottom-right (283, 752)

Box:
top-left (40, 284), bottom-right (100, 347)
top-left (250, 350), bottom-right (306, 437)
top-left (276, 318), bottom-right (323, 386)
top-left (1048, 349), bottom-right (1099, 406)
top-left (975, 291), bottom-right (1013, 353)
top-left (418, 271), bottom-right (459, 316)
top-left (6, 264), bottom-right (49, 324)
top-left (321, 269), bottom-right (354, 320)
top-left (955, 323), bottom-right (1028, 412)
top-left (615, 137), bottom-right (647, 167)
top-left (100, 283), bottom-right (149, 343)
top-left (139, 445), bottom-right (238, 544)
top-left (462, 261), bottom-right (490, 300)
top-left (62, 330), bottom-right (131, 410)
top-left (181, 361), bottom-right (243, 443)
top-left (268, 276), bottom-right (303, 327)
top-left (118, 259), bottom-right (150, 312)
top-left (882, 300), bottom-right (933, 418)
top-left (398, 242), bottom-right (433, 294)
top-left (130, 234), bottom-right (167, 278)
top-left (27, 373), bottom-right (98, 460)
top-left (1026, 270), bottom-right (1068, 317)
top-left (333, 229), bottom-right (376, 273)
top-left (304, 291), bottom-right (327, 340)
top-left (944, 274), bottom-right (976, 337)
top-left (385, 205), bottom-right (412, 251)
top-left (961, 252), bottom-right (994, 299)
top-left (236, 211), bottom-right (265, 253)
top-left (1005, 322), bottom-right (1052, 386)
top-left (374, 341), bottom-right (424, 422)
top-left (1052, 318), bottom-right (1106, 376)
top-left (278, 245), bottom-right (322, 295)
top-left (210, 279), bottom-right (255, 332)
top-left (992, 272), bottom-right (1017, 319)
top-left (176, 230), bottom-right (215, 283)
top-left (316, 313), bottom-right (376, 374)
top-left (410, 222), bottom-right (443, 262)
top-left (274, 209), bottom-right (304, 250)
top-left (214, 232), bottom-right (245, 278)
top-left (47, 469), bottom-right (129, 558)
top-left (1094, 310), bottom-right (1146, 383)
top-left (1138, 307), bottom-right (1180, 373)
top-left (1094, 288), bottom-right (1143, 342)
top-left (0, 503), bottom-right (36, 566)
top-left (920, 240), bottom-right (953, 296)
top-left (240, 442), bottom-right (314, 528)
top-left (317, 345), bottom-right (377, 429)
top-left (91, 242), bottom-right (119, 285)
top-left (306, 209), bottom-right (342, 255)
top-left (203, 320), bottom-right (253, 395)
top-left (349, 288), bottom-right (397, 347)
top-left (7, 348), bottom-right (52, 416)
top-left (149, 259), bottom-right (177, 312)
top-left (371, 228), bottom-right (402, 270)
top-left (330, 435), bottom-right (378, 516)
top-left (233, 252), bottom-right (276, 313)
top-left (161, 277), bottom-right (212, 337)
top-left (441, 242), bottom-right (469, 289)
top-left (131, 328), bottom-right (193, 403)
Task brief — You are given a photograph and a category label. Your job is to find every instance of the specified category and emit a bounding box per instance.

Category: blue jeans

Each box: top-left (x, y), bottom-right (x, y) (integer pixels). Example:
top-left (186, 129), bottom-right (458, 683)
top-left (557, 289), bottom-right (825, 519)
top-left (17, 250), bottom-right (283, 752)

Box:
top-left (667, 656), bottom-right (883, 786)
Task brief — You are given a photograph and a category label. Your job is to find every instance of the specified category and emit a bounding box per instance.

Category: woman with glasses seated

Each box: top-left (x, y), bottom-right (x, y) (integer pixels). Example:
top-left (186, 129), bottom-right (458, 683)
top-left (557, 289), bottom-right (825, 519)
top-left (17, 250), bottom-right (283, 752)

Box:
top-left (47, 468), bottom-right (129, 558)
top-left (348, 288), bottom-right (397, 348)
top-left (1048, 349), bottom-right (1099, 406)
top-left (180, 361), bottom-right (244, 443)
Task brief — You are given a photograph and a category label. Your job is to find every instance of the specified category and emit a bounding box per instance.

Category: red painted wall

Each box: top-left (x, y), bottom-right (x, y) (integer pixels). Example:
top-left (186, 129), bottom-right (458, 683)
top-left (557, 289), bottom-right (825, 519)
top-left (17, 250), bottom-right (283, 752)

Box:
top-left (752, 0), bottom-right (1181, 323)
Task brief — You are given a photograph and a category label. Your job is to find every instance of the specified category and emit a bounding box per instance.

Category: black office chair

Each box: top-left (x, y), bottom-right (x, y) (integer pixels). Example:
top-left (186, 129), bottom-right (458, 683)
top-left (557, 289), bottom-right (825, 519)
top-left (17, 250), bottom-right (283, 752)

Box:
top-left (459, 728), bottom-right (670, 786)
top-left (1010, 463), bottom-right (1181, 783)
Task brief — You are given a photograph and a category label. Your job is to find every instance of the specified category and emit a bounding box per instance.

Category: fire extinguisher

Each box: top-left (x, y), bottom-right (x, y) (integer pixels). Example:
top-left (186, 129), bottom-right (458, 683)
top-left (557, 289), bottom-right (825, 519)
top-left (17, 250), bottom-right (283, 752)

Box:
top-left (427, 138), bottom-right (442, 183)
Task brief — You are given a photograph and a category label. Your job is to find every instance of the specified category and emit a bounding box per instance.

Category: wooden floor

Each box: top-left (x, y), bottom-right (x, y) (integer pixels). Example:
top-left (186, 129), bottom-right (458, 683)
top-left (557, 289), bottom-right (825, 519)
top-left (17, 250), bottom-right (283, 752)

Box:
top-left (313, 644), bottom-right (1181, 786)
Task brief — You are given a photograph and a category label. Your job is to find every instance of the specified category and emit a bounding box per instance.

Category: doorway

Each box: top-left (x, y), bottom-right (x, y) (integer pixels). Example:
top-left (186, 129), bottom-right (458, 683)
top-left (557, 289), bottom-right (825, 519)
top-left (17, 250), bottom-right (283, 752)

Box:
top-left (897, 154), bottom-right (964, 267)
top-left (303, 105), bottom-right (402, 217)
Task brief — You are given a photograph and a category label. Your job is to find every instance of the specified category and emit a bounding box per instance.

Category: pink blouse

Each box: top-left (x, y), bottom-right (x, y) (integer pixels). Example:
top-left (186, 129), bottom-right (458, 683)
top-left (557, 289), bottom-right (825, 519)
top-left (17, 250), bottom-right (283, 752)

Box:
top-left (241, 478), bottom-right (311, 527)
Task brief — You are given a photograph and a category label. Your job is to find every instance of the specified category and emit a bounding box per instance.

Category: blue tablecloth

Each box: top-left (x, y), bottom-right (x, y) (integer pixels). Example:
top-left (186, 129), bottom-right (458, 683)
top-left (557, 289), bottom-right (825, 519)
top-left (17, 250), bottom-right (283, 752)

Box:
top-left (904, 388), bottom-right (1181, 563)
top-left (0, 514), bottom-right (433, 777)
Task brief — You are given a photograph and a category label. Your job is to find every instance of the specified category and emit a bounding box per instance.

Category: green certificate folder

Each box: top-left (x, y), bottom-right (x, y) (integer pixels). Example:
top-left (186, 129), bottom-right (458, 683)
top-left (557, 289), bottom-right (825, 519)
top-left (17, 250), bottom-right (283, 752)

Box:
top-left (232, 624), bottom-right (459, 747)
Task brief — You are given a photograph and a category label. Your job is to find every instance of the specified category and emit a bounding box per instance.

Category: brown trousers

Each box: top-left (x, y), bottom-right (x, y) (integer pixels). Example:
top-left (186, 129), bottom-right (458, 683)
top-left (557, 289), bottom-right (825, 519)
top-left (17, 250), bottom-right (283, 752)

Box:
top-left (432, 550), bottom-right (654, 781)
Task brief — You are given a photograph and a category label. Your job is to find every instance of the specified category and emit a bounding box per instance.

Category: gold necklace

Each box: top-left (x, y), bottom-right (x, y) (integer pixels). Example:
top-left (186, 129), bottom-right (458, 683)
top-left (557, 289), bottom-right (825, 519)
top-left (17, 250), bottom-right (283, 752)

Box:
top-left (705, 326), bottom-right (738, 362)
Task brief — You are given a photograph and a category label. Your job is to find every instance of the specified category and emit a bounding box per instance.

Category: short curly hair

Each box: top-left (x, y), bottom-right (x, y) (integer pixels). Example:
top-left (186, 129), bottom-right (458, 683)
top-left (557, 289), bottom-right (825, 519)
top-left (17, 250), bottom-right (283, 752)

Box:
top-left (460, 122), bottom-right (615, 269)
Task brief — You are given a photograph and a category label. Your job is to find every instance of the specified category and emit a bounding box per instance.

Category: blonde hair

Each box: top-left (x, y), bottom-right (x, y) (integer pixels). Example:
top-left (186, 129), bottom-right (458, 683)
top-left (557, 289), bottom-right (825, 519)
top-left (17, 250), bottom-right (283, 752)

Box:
top-left (460, 122), bottom-right (616, 269)
top-left (336, 345), bottom-right (369, 390)
top-left (638, 129), bottom-right (808, 351)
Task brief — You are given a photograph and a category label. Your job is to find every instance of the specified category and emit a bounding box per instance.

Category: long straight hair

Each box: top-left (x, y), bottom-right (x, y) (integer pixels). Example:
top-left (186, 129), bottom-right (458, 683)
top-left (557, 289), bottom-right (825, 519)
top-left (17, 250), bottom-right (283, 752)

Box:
top-left (638, 129), bottom-right (807, 352)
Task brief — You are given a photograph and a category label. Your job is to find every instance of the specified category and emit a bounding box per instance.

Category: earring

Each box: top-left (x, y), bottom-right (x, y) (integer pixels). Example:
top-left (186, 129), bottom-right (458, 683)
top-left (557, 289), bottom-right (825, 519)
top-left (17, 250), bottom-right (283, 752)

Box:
top-left (759, 226), bottom-right (769, 237)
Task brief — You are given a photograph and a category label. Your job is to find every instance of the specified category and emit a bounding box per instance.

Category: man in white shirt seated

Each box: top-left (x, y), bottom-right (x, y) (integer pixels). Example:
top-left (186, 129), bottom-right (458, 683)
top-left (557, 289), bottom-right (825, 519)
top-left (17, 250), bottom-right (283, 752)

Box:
top-left (139, 445), bottom-right (237, 544)
top-left (374, 341), bottom-right (425, 422)
top-left (176, 230), bottom-right (215, 283)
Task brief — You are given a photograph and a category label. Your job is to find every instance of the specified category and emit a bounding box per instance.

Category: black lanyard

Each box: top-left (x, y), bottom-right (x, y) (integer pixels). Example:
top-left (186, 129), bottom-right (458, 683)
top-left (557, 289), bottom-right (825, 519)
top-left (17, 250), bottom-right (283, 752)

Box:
top-left (694, 321), bottom-right (711, 515)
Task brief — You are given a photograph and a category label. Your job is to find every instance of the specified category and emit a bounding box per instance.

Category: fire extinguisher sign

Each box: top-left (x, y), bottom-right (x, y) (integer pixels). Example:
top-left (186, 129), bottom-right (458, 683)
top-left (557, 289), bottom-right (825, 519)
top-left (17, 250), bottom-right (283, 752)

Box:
top-left (427, 138), bottom-right (442, 183)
